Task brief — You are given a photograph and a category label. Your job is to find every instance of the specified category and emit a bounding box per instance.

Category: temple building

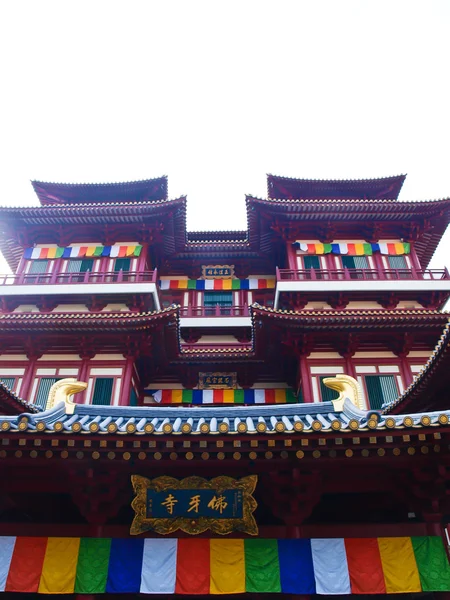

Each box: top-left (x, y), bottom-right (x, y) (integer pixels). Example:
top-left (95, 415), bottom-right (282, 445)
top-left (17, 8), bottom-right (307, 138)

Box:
top-left (1, 174), bottom-right (450, 596)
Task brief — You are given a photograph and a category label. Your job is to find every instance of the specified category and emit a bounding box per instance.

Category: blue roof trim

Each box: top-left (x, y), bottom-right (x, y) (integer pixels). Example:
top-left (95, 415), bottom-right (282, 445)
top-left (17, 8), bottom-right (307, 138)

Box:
top-left (1, 399), bottom-right (449, 434)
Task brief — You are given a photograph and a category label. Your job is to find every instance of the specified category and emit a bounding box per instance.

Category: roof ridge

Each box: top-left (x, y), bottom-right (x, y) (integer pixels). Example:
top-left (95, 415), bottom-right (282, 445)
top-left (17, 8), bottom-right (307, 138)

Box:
top-left (267, 173), bottom-right (407, 184)
top-left (31, 176), bottom-right (168, 187)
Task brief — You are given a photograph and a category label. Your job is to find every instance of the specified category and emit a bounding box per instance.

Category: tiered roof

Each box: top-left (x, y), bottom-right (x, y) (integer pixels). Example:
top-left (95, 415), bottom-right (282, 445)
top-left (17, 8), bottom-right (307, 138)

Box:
top-left (245, 195), bottom-right (450, 266)
top-left (267, 174), bottom-right (406, 200)
top-left (0, 173), bottom-right (449, 270)
top-left (31, 176), bottom-right (168, 205)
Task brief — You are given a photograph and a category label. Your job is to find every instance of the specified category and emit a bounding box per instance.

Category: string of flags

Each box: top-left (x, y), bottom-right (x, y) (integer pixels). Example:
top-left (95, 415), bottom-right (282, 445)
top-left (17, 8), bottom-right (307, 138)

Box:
top-left (160, 279), bottom-right (276, 290)
top-left (148, 388), bottom-right (297, 404)
top-left (293, 242), bottom-right (410, 255)
top-left (0, 536), bottom-right (448, 594)
top-left (23, 246), bottom-right (143, 260)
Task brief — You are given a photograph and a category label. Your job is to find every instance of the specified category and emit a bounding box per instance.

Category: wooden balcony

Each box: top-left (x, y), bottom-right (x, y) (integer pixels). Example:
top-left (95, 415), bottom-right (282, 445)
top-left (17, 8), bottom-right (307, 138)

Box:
top-left (0, 270), bottom-right (158, 286)
top-left (275, 267), bottom-right (450, 310)
top-left (0, 270), bottom-right (161, 312)
top-left (179, 305), bottom-right (252, 329)
top-left (179, 305), bottom-right (250, 317)
top-left (277, 267), bottom-right (450, 282)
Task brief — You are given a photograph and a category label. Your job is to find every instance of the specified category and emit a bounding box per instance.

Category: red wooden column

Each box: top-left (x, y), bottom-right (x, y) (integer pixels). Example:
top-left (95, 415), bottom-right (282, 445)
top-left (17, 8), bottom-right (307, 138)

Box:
top-left (399, 353), bottom-right (413, 389)
top-left (77, 351), bottom-right (95, 404)
top-left (373, 251), bottom-right (386, 278)
top-left (409, 244), bottom-right (422, 273)
top-left (299, 353), bottom-right (314, 403)
top-left (286, 242), bottom-right (297, 270)
top-left (136, 242), bottom-right (148, 272)
top-left (120, 353), bottom-right (136, 406)
top-left (20, 348), bottom-right (43, 401)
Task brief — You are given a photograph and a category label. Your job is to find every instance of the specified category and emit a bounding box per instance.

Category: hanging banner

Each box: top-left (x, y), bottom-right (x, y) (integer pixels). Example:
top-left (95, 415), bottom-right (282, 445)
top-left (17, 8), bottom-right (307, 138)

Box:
top-left (159, 278), bottom-right (275, 290)
top-left (293, 242), bottom-right (410, 256)
top-left (131, 475), bottom-right (258, 536)
top-left (148, 388), bottom-right (297, 404)
top-left (0, 535), bottom-right (449, 594)
top-left (24, 245), bottom-right (143, 260)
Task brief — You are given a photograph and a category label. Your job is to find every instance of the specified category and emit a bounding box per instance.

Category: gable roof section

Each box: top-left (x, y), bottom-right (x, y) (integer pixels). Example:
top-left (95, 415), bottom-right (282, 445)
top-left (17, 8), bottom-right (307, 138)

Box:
top-left (267, 174), bottom-right (406, 200)
top-left (245, 195), bottom-right (450, 267)
top-left (0, 197), bottom-right (187, 271)
top-left (31, 177), bottom-right (168, 205)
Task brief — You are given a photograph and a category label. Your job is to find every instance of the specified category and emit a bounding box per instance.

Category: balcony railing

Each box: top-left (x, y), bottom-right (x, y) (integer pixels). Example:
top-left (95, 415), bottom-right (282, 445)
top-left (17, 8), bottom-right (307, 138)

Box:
top-left (276, 267), bottom-right (450, 282)
top-left (179, 305), bottom-right (250, 317)
top-left (0, 270), bottom-right (158, 286)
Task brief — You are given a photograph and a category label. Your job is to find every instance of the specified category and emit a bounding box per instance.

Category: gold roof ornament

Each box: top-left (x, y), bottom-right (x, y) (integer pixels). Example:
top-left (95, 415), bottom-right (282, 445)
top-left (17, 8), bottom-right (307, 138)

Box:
top-left (322, 374), bottom-right (364, 411)
top-left (46, 378), bottom-right (88, 414)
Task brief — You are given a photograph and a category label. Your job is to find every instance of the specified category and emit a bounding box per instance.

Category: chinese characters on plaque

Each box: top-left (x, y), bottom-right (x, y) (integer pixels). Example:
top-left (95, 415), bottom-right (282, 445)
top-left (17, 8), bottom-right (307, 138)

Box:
top-left (130, 475), bottom-right (258, 535)
top-left (199, 372), bottom-right (237, 390)
top-left (148, 488), bottom-right (243, 518)
top-left (202, 265), bottom-right (235, 279)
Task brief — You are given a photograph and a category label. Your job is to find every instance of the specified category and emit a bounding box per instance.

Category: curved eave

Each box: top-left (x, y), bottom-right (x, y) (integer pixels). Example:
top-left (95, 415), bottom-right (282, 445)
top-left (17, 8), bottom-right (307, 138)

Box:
top-left (0, 382), bottom-right (40, 415)
top-left (0, 198), bottom-right (187, 270)
top-left (32, 176), bottom-right (168, 205)
top-left (246, 195), bottom-right (450, 267)
top-left (0, 306), bottom-right (180, 333)
top-left (267, 174), bottom-right (406, 201)
top-left (246, 195), bottom-right (450, 219)
top-left (383, 322), bottom-right (450, 414)
top-left (251, 305), bottom-right (449, 330)
top-left (0, 197), bottom-right (186, 224)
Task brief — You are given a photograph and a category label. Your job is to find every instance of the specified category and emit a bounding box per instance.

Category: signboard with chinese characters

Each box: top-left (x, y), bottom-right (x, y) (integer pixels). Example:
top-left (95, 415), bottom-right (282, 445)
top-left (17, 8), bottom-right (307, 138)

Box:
top-left (130, 475), bottom-right (258, 536)
top-left (199, 372), bottom-right (237, 389)
top-left (202, 265), bottom-right (235, 279)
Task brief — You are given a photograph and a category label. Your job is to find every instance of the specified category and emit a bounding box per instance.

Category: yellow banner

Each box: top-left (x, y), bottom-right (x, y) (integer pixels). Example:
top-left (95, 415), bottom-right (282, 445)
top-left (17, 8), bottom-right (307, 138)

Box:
top-left (210, 539), bottom-right (246, 594)
top-left (39, 538), bottom-right (80, 594)
top-left (378, 537), bottom-right (421, 593)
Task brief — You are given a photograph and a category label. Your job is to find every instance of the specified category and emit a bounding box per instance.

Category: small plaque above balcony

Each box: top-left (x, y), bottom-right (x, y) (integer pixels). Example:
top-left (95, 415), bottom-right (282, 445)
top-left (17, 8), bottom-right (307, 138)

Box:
top-left (199, 372), bottom-right (237, 389)
top-left (202, 265), bottom-right (235, 279)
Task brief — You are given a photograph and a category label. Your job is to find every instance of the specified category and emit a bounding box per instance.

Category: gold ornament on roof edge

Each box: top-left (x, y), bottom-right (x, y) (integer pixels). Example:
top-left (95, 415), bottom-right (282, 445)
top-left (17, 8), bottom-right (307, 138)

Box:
top-left (46, 378), bottom-right (88, 414)
top-left (322, 374), bottom-right (364, 411)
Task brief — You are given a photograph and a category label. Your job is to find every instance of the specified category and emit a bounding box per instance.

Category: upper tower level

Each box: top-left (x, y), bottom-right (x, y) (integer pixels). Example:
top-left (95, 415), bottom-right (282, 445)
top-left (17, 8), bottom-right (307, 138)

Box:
top-left (254, 174), bottom-right (450, 311)
top-left (31, 176), bottom-right (168, 205)
top-left (267, 173), bottom-right (406, 201)
top-left (0, 173), bottom-right (449, 410)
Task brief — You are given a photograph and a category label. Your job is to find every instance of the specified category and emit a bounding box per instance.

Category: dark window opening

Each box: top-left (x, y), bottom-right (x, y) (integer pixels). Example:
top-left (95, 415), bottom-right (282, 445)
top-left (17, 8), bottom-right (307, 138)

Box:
top-left (92, 378), bottom-right (114, 405)
top-left (28, 260), bottom-right (48, 276)
top-left (365, 375), bottom-right (398, 410)
top-left (66, 259), bottom-right (94, 281)
top-left (319, 376), bottom-right (340, 402)
top-left (130, 387), bottom-right (138, 406)
top-left (35, 378), bottom-right (61, 409)
top-left (203, 291), bottom-right (233, 315)
top-left (341, 255), bottom-right (369, 279)
top-left (114, 258), bottom-right (131, 272)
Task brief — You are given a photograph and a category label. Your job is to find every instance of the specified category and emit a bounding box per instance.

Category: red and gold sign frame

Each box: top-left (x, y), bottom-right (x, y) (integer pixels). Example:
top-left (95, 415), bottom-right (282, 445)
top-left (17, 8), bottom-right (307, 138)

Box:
top-left (131, 475), bottom-right (258, 536)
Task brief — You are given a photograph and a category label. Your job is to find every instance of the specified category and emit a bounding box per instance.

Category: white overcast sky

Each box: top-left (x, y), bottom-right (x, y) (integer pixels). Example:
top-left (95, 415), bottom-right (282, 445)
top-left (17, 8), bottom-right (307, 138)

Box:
top-left (0, 0), bottom-right (449, 271)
